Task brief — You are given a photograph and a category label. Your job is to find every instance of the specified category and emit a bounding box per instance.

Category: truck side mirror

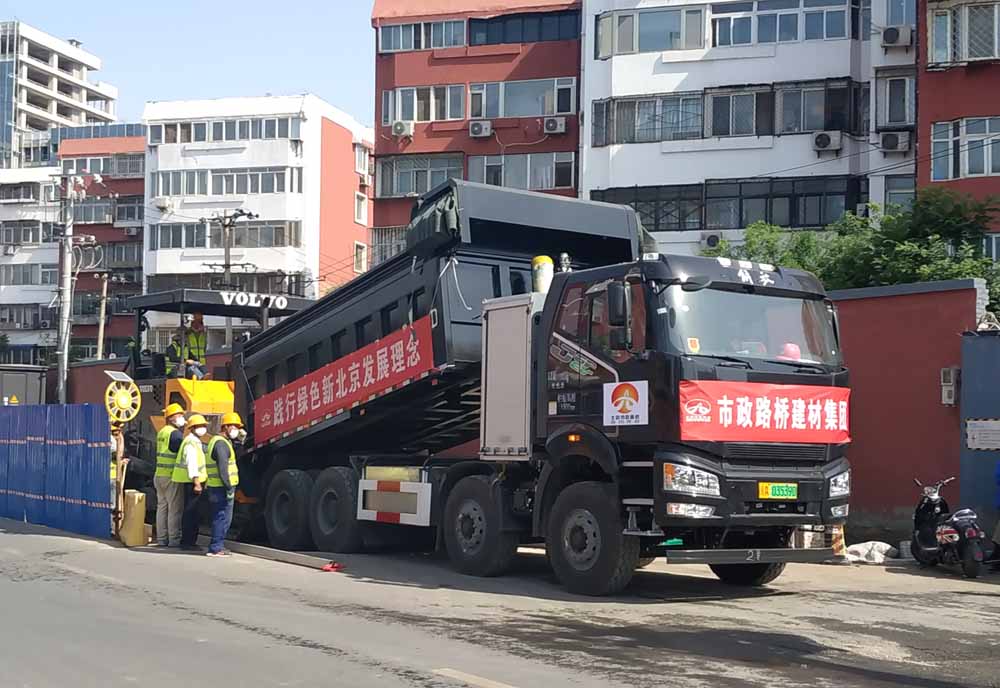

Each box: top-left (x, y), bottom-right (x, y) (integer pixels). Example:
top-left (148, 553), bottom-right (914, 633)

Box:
top-left (607, 281), bottom-right (627, 327)
top-left (608, 328), bottom-right (629, 351)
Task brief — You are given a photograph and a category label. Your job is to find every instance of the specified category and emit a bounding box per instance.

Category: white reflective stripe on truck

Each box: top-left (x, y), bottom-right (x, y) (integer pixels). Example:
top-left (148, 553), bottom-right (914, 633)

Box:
top-left (356, 479), bottom-right (432, 527)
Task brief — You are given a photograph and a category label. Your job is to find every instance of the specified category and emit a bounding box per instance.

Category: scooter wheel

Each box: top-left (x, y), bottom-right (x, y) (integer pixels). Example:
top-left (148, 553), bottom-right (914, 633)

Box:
top-left (962, 541), bottom-right (983, 579)
top-left (910, 539), bottom-right (938, 566)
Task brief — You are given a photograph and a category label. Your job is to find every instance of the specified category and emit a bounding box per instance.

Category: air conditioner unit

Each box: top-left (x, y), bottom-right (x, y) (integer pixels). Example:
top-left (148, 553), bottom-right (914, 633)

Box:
top-left (881, 25), bottom-right (913, 48)
top-left (879, 131), bottom-right (911, 152)
top-left (152, 196), bottom-right (172, 212)
top-left (941, 367), bottom-right (960, 386)
top-left (3, 245), bottom-right (16, 256)
top-left (812, 130), bottom-right (843, 152)
top-left (124, 227), bottom-right (140, 237)
top-left (39, 320), bottom-right (51, 329)
top-left (543, 116), bottom-right (567, 135)
top-left (391, 120), bottom-right (414, 138)
top-left (358, 173), bottom-right (369, 188)
top-left (13, 322), bottom-right (22, 329)
top-left (700, 232), bottom-right (722, 249)
top-left (469, 120), bottom-right (493, 138)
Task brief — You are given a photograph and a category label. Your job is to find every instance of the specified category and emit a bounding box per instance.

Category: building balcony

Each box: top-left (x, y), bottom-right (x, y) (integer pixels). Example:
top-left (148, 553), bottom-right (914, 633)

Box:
top-left (18, 51), bottom-right (118, 101)
top-left (18, 75), bottom-right (114, 123)
top-left (18, 100), bottom-right (77, 129)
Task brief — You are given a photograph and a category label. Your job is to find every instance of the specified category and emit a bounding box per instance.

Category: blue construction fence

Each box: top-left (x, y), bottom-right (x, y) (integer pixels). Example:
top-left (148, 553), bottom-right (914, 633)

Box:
top-left (0, 404), bottom-right (112, 538)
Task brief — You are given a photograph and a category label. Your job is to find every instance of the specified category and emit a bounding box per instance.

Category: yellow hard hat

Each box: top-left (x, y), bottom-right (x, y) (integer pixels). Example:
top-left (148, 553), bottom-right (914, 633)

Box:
top-left (187, 414), bottom-right (208, 428)
top-left (221, 412), bottom-right (243, 428)
top-left (163, 403), bottom-right (185, 418)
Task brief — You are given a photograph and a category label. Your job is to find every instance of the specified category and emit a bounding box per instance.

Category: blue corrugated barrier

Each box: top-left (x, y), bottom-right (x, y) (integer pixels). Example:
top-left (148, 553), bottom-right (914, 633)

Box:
top-left (0, 404), bottom-right (112, 538)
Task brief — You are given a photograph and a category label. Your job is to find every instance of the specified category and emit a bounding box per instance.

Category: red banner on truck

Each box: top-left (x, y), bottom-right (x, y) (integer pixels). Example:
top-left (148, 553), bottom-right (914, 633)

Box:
top-left (679, 380), bottom-right (850, 444)
top-left (253, 316), bottom-right (434, 445)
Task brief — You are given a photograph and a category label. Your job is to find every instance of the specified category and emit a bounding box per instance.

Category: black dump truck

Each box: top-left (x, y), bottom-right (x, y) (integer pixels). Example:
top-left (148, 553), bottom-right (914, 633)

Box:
top-left (233, 180), bottom-right (851, 595)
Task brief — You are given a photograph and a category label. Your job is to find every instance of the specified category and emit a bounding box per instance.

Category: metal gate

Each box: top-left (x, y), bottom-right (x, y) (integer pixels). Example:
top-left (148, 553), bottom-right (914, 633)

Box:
top-left (960, 333), bottom-right (1000, 529)
top-left (0, 404), bottom-right (112, 538)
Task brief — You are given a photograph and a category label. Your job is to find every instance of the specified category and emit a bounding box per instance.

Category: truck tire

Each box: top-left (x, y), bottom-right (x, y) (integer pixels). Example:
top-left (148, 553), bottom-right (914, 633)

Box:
top-left (264, 469), bottom-right (314, 551)
top-left (443, 475), bottom-right (518, 577)
top-left (709, 562), bottom-right (786, 586)
top-left (637, 556), bottom-right (657, 569)
top-left (547, 481), bottom-right (639, 596)
top-left (308, 467), bottom-right (364, 553)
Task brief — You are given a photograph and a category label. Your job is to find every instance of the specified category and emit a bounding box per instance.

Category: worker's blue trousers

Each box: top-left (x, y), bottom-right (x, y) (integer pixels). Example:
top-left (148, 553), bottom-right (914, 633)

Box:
top-left (207, 487), bottom-right (234, 554)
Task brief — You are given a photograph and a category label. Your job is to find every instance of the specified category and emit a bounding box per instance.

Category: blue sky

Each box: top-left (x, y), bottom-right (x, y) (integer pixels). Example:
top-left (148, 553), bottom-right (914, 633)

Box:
top-left (1, 0), bottom-right (377, 125)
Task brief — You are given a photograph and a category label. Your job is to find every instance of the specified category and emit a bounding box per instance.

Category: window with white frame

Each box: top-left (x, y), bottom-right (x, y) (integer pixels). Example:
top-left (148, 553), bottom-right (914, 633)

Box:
top-left (802, 0), bottom-right (848, 39)
top-left (780, 87), bottom-right (826, 132)
top-left (712, 3), bottom-right (754, 45)
top-left (886, 0), bottom-right (915, 24)
top-left (381, 91), bottom-right (394, 126)
top-left (41, 264), bottom-right (58, 285)
top-left (379, 20), bottom-right (465, 53)
top-left (470, 78), bottom-right (575, 119)
top-left (757, 0), bottom-right (801, 41)
top-left (148, 117), bottom-right (301, 145)
top-left (377, 155), bottom-right (463, 198)
top-left (884, 175), bottom-right (915, 209)
top-left (0, 264), bottom-right (41, 285)
top-left (596, 6), bottom-right (705, 57)
top-left (149, 223), bottom-right (207, 250)
top-left (114, 196), bottom-right (144, 223)
top-left (468, 152), bottom-right (574, 190)
top-left (594, 95), bottom-right (703, 146)
top-left (931, 117), bottom-right (1000, 181)
top-left (710, 92), bottom-right (757, 136)
top-left (394, 84), bottom-right (465, 122)
top-left (930, 4), bottom-right (1000, 62)
top-left (355, 192), bottom-right (368, 225)
top-left (984, 233), bottom-right (1000, 261)
top-left (882, 75), bottom-right (915, 126)
top-left (354, 242), bottom-right (368, 273)
top-left (355, 144), bottom-right (369, 174)
top-left (1, 221), bottom-right (42, 245)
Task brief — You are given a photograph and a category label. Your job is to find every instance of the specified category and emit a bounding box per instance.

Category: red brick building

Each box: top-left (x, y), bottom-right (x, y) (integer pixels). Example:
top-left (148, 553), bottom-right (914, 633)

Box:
top-left (56, 125), bottom-right (146, 359)
top-left (918, 0), bottom-right (1000, 239)
top-left (370, 0), bottom-right (582, 265)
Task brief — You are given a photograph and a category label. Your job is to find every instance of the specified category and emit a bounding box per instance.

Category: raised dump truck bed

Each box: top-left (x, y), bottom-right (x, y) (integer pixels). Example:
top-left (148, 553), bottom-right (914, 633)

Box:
top-left (236, 180), bottom-right (647, 457)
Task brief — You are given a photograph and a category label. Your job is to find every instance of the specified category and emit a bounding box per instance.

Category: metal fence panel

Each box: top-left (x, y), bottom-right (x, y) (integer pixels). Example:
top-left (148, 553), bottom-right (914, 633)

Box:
top-left (82, 404), bottom-right (112, 538)
top-left (44, 406), bottom-right (67, 531)
top-left (0, 406), bottom-right (8, 519)
top-left (25, 405), bottom-right (46, 525)
top-left (7, 407), bottom-right (26, 522)
top-left (62, 406), bottom-right (83, 534)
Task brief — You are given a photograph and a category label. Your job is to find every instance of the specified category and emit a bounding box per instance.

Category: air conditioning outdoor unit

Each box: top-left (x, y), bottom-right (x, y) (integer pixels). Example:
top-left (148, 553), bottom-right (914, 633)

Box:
top-left (152, 196), bottom-right (172, 212)
top-left (124, 227), bottom-right (140, 236)
top-left (700, 232), bottom-right (722, 249)
top-left (392, 120), bottom-right (414, 138)
top-left (881, 26), bottom-right (913, 48)
top-left (812, 130), bottom-right (843, 153)
top-left (469, 120), bottom-right (493, 138)
top-left (358, 173), bottom-right (369, 188)
top-left (3, 245), bottom-right (16, 256)
top-left (879, 131), bottom-right (911, 152)
top-left (39, 320), bottom-right (51, 329)
top-left (543, 116), bottom-right (567, 134)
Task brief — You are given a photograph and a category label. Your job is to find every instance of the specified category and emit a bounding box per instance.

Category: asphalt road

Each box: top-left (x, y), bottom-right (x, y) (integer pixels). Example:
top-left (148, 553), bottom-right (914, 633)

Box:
top-left (1, 518), bottom-right (998, 688)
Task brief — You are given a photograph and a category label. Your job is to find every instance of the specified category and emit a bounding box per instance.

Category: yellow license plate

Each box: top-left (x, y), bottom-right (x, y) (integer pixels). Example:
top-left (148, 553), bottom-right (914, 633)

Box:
top-left (758, 482), bottom-right (798, 500)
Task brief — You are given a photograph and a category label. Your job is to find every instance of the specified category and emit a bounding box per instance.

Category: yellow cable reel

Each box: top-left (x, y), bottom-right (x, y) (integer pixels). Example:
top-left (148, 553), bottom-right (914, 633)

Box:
top-left (104, 372), bottom-right (141, 424)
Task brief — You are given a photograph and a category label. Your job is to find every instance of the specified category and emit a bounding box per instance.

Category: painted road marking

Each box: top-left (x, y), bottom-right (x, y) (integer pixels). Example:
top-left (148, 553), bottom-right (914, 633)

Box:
top-left (433, 668), bottom-right (519, 688)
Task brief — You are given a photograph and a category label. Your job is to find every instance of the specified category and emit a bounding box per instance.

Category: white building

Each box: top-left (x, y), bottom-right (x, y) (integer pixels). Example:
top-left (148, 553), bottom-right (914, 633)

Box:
top-left (142, 95), bottom-right (373, 351)
top-left (0, 21), bottom-right (117, 169)
top-left (0, 166), bottom-right (61, 364)
top-left (580, 0), bottom-right (915, 254)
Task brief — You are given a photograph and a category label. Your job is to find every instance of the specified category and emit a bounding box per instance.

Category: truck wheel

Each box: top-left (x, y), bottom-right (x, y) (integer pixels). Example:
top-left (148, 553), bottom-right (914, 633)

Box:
top-left (309, 467), bottom-right (364, 553)
top-left (709, 562), bottom-right (786, 586)
top-left (547, 481), bottom-right (639, 596)
top-left (443, 475), bottom-right (518, 577)
top-left (637, 556), bottom-right (657, 569)
top-left (265, 469), bottom-right (314, 551)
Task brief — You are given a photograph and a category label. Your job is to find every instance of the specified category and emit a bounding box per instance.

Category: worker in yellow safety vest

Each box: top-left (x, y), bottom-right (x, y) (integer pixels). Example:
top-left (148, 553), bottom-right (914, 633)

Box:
top-left (155, 403), bottom-right (187, 547)
top-left (184, 312), bottom-right (208, 379)
top-left (164, 331), bottom-right (186, 378)
top-left (172, 413), bottom-right (209, 551)
top-left (205, 412), bottom-right (243, 557)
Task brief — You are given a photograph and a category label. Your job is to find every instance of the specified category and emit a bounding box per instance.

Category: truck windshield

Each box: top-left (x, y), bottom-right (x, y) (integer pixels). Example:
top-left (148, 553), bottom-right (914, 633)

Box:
top-left (660, 286), bottom-right (842, 367)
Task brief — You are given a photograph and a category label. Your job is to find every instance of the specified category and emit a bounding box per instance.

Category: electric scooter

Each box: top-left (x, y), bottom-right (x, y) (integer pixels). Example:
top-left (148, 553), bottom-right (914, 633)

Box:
top-left (910, 477), bottom-right (987, 578)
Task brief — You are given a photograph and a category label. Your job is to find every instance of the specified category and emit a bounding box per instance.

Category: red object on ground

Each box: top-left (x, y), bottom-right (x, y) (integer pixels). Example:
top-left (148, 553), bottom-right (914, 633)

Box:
top-left (321, 562), bottom-right (344, 572)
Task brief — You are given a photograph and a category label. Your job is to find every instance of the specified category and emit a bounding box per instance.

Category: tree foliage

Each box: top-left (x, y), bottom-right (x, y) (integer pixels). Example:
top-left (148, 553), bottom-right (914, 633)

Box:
top-left (703, 189), bottom-right (1000, 309)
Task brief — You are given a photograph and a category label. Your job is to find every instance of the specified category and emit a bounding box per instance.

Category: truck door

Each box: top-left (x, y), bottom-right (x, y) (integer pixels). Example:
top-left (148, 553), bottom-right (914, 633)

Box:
top-left (546, 281), bottom-right (587, 419)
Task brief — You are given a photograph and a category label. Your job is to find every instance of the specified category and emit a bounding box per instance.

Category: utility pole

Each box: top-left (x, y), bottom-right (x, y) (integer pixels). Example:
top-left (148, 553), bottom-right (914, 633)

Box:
top-left (56, 176), bottom-right (82, 404)
top-left (206, 209), bottom-right (256, 348)
top-left (96, 272), bottom-right (109, 360)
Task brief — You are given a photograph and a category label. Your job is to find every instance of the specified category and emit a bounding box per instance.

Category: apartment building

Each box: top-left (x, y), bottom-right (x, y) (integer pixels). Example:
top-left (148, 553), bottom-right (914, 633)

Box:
top-left (371, 0), bottom-right (582, 265)
top-left (0, 21), bottom-right (117, 169)
top-left (57, 124), bottom-right (147, 359)
top-left (142, 95), bottom-right (373, 351)
top-left (918, 0), bottom-right (1000, 250)
top-left (580, 0), bottom-right (916, 254)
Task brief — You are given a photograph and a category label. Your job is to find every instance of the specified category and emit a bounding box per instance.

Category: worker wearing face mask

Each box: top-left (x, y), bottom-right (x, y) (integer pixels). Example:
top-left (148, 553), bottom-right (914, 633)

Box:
top-left (155, 404), bottom-right (187, 547)
top-left (204, 413), bottom-right (243, 557)
top-left (172, 413), bottom-right (209, 551)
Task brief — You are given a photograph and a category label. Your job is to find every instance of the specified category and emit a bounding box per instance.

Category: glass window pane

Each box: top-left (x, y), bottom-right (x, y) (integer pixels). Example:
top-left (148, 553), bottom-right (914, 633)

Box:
top-left (932, 13), bottom-right (949, 61)
top-left (782, 90), bottom-right (802, 132)
top-left (434, 86), bottom-right (447, 120)
top-left (804, 90), bottom-right (825, 130)
top-left (967, 118), bottom-right (988, 134)
top-left (238, 120), bottom-right (250, 139)
top-left (486, 83), bottom-right (501, 117)
top-left (966, 5), bottom-right (996, 57)
top-left (559, 11), bottom-right (578, 39)
top-left (799, 196), bottom-right (822, 225)
top-left (597, 14), bottom-right (613, 57)
top-left (992, 140), bottom-right (1000, 174)
top-left (541, 14), bottom-right (560, 40)
top-left (742, 198), bottom-right (767, 226)
top-left (733, 16), bottom-right (752, 43)
top-left (278, 118), bottom-right (289, 138)
top-left (639, 10), bottom-right (681, 51)
top-left (779, 13), bottom-right (798, 40)
top-left (805, 11), bottom-right (824, 38)
top-left (224, 120), bottom-right (237, 140)
top-left (505, 155), bottom-right (529, 189)
top-left (617, 13), bottom-right (635, 52)
top-left (826, 10), bottom-right (846, 37)
top-left (887, 80), bottom-right (907, 123)
top-left (758, 14), bottom-right (778, 42)
top-left (448, 85), bottom-right (464, 119)
top-left (193, 122), bottom-right (207, 141)
top-left (771, 197), bottom-right (790, 226)
top-left (524, 16), bottom-right (541, 42)
top-left (715, 18), bottom-right (732, 45)
top-left (968, 140), bottom-right (986, 174)
top-left (529, 153), bottom-right (553, 189)
top-left (400, 89), bottom-right (415, 121)
top-left (685, 10), bottom-right (704, 48)
top-left (251, 119), bottom-right (262, 139)
top-left (732, 94), bottom-right (755, 134)
top-left (636, 100), bottom-right (658, 141)
top-left (505, 16), bottom-right (523, 43)
top-left (706, 198), bottom-right (739, 229)
top-left (236, 174), bottom-right (248, 194)
top-left (824, 195), bottom-right (846, 224)
top-left (712, 96), bottom-right (731, 135)
top-left (416, 88), bottom-right (432, 121)
top-left (504, 80), bottom-right (554, 117)
top-left (265, 119), bottom-right (277, 138)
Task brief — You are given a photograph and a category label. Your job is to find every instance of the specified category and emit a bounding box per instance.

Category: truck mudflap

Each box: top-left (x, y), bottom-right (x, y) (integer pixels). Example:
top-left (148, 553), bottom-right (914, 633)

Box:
top-left (661, 547), bottom-right (835, 565)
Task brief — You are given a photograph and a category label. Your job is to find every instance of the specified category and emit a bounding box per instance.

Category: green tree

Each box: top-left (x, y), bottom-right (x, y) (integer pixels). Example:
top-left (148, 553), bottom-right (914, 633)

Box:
top-left (704, 188), bottom-right (1000, 309)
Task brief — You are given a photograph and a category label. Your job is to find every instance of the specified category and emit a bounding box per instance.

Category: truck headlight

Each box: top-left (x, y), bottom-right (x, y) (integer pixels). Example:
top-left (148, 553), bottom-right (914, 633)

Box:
top-left (829, 470), bottom-right (851, 498)
top-left (663, 463), bottom-right (720, 497)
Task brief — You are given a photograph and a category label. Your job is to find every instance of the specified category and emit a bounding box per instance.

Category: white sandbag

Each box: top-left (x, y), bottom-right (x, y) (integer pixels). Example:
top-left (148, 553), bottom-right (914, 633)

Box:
top-left (845, 540), bottom-right (898, 564)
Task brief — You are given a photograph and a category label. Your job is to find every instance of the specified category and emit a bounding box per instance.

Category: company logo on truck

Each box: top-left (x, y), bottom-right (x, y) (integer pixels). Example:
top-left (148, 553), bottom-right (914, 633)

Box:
top-left (603, 381), bottom-right (648, 427)
top-left (683, 398), bottom-right (712, 423)
top-left (220, 291), bottom-right (289, 310)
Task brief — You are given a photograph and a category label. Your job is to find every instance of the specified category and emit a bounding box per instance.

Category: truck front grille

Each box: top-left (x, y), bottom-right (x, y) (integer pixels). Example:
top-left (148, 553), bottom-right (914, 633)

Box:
top-left (745, 501), bottom-right (809, 515)
top-left (725, 443), bottom-right (827, 463)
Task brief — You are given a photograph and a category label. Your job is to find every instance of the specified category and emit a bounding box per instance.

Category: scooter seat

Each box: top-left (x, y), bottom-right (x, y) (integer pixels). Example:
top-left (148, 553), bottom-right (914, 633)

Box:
top-left (949, 508), bottom-right (977, 523)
